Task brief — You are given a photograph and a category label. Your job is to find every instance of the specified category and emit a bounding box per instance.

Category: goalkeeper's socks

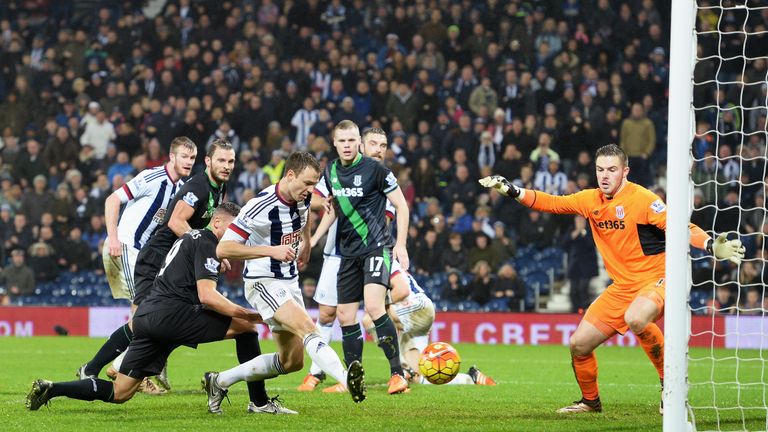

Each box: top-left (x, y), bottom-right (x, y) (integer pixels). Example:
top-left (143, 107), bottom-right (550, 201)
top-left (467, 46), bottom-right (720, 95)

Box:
top-left (235, 332), bottom-right (269, 407)
top-left (341, 324), bottom-right (364, 366)
top-left (571, 353), bottom-right (599, 400)
top-left (50, 378), bottom-right (115, 402)
top-left (84, 323), bottom-right (133, 376)
top-left (372, 314), bottom-right (404, 377)
top-left (636, 322), bottom-right (665, 380)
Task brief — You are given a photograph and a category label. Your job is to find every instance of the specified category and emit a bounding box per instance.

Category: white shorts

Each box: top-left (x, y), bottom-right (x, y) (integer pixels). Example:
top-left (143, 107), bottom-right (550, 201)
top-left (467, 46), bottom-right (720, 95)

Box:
top-left (245, 278), bottom-right (303, 332)
top-left (103, 242), bottom-right (139, 300)
top-left (314, 255), bottom-right (341, 307)
top-left (394, 294), bottom-right (435, 345)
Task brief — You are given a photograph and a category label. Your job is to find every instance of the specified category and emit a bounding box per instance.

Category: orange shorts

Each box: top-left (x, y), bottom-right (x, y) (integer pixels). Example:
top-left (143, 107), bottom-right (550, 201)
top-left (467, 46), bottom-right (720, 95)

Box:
top-left (583, 277), bottom-right (666, 336)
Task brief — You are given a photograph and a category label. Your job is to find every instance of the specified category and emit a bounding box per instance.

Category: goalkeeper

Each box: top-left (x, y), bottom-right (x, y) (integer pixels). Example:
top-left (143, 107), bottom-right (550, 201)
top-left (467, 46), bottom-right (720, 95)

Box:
top-left (479, 144), bottom-right (744, 415)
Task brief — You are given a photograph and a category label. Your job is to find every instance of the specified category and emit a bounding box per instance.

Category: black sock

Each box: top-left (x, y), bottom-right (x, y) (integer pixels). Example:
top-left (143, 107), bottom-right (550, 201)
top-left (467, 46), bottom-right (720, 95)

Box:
top-left (235, 332), bottom-right (269, 406)
top-left (84, 324), bottom-right (133, 376)
top-left (372, 314), bottom-right (403, 376)
top-left (341, 324), bottom-right (364, 366)
top-left (50, 378), bottom-right (115, 402)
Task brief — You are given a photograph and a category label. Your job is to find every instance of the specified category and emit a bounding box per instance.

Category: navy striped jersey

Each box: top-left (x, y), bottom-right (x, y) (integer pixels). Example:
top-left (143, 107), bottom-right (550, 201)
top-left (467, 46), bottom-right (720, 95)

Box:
top-left (324, 154), bottom-right (399, 257)
top-left (222, 183), bottom-right (311, 280)
top-left (114, 166), bottom-right (183, 250)
top-left (144, 170), bottom-right (227, 256)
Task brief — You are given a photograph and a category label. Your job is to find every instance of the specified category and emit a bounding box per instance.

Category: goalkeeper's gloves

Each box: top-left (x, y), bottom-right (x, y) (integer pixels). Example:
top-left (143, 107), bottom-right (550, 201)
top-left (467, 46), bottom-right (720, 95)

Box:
top-left (478, 175), bottom-right (521, 198)
top-left (707, 233), bottom-right (745, 265)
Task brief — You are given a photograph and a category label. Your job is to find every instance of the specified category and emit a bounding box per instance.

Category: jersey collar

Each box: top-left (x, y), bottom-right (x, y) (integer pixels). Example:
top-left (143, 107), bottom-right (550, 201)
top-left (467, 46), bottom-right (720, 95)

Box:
top-left (204, 169), bottom-right (221, 189)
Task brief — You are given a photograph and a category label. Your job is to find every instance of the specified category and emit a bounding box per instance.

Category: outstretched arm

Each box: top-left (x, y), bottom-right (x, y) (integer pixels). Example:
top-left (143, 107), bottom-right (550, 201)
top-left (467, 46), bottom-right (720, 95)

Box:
top-left (689, 224), bottom-right (745, 264)
top-left (479, 175), bottom-right (586, 216)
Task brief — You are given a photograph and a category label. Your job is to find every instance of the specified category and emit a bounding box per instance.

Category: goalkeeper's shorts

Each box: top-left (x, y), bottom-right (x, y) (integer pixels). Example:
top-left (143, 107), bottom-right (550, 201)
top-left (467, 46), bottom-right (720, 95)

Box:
top-left (584, 276), bottom-right (666, 337)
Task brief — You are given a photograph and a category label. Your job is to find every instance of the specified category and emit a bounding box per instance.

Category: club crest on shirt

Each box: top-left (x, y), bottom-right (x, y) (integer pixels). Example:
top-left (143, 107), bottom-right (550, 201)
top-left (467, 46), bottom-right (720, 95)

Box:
top-left (204, 257), bottom-right (220, 273)
top-left (353, 175), bottom-right (362, 186)
top-left (615, 205), bottom-right (625, 220)
top-left (650, 199), bottom-right (666, 214)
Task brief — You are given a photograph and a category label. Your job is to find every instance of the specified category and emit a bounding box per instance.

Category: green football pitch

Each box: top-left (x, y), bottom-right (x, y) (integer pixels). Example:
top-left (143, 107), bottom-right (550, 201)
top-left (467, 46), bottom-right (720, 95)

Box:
top-left (0, 337), bottom-right (764, 431)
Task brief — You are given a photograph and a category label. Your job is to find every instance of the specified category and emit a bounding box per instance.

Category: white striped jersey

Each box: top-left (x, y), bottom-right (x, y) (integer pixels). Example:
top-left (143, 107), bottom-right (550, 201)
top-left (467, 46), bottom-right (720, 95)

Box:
top-left (113, 165), bottom-right (183, 250)
top-left (315, 175), bottom-right (396, 258)
top-left (223, 183), bottom-right (311, 280)
top-left (390, 265), bottom-right (432, 319)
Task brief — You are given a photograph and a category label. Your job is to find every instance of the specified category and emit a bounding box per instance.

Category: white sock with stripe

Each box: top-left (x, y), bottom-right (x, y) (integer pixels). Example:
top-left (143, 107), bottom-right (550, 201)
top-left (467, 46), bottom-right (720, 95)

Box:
top-left (309, 323), bottom-right (334, 376)
top-left (303, 332), bottom-right (346, 384)
top-left (216, 353), bottom-right (284, 388)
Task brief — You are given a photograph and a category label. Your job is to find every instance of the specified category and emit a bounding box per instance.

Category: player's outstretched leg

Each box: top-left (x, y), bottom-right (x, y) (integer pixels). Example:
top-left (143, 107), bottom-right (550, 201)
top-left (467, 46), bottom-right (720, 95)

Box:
top-left (297, 321), bottom-right (332, 391)
top-left (78, 323), bottom-right (133, 378)
top-left (468, 366), bottom-right (497, 386)
top-left (26, 374), bottom-right (143, 411)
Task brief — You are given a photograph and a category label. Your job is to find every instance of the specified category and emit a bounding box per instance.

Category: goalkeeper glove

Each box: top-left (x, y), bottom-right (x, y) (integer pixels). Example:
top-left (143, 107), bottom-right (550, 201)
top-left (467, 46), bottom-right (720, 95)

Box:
top-left (478, 175), bottom-right (521, 198)
top-left (707, 233), bottom-right (745, 265)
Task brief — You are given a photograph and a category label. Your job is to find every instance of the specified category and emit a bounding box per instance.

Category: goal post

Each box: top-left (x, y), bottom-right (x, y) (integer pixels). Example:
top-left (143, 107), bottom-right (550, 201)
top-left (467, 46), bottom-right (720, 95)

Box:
top-left (664, 0), bottom-right (697, 430)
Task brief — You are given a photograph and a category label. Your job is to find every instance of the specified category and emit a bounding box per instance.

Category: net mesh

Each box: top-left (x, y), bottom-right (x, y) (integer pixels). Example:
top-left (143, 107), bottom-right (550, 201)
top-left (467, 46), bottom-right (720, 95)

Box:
top-left (689, 1), bottom-right (768, 430)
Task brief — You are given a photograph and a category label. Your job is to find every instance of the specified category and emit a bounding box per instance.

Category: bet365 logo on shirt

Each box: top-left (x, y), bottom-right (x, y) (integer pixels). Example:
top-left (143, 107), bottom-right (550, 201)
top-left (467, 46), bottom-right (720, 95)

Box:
top-left (335, 187), bottom-right (364, 197)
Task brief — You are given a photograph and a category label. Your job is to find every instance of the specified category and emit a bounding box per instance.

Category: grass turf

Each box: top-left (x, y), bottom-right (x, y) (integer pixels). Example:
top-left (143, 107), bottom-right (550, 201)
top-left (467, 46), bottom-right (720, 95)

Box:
top-left (0, 337), bottom-right (763, 431)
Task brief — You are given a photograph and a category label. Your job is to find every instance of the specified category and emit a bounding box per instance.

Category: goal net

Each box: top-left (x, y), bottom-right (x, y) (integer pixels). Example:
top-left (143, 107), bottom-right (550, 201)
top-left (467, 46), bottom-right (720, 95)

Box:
top-left (668, 1), bottom-right (768, 431)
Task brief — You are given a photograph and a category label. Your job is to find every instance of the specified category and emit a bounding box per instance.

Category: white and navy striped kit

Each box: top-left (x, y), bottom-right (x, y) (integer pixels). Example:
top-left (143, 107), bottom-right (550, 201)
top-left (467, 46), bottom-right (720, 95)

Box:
top-left (223, 183), bottom-right (311, 280)
top-left (114, 166), bottom-right (183, 250)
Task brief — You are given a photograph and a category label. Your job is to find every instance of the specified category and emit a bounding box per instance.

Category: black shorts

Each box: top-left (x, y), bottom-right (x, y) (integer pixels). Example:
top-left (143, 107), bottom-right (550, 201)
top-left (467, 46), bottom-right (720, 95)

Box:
top-left (337, 247), bottom-right (392, 304)
top-left (132, 247), bottom-right (167, 306)
top-left (120, 304), bottom-right (231, 379)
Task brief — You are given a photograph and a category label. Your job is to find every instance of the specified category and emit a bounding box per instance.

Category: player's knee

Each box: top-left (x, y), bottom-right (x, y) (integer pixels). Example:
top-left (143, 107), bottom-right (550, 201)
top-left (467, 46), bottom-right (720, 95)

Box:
top-left (112, 389), bottom-right (134, 404)
top-left (364, 303), bottom-right (385, 319)
top-left (336, 307), bottom-right (356, 325)
top-left (624, 311), bottom-right (649, 334)
top-left (281, 353), bottom-right (304, 373)
top-left (569, 335), bottom-right (592, 357)
top-left (318, 308), bottom-right (336, 325)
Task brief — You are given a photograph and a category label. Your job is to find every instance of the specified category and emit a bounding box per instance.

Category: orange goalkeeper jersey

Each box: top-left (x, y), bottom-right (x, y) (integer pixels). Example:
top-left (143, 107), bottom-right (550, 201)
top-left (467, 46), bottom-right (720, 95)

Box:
top-left (519, 182), bottom-right (670, 287)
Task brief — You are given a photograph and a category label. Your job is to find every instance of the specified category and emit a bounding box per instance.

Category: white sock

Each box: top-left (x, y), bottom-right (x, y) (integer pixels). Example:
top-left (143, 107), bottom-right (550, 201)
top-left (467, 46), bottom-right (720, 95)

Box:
top-left (303, 332), bottom-right (347, 384)
top-left (112, 351), bottom-right (126, 372)
top-left (309, 323), bottom-right (333, 376)
top-left (420, 373), bottom-right (474, 385)
top-left (217, 353), bottom-right (284, 388)
top-left (446, 373), bottom-right (474, 385)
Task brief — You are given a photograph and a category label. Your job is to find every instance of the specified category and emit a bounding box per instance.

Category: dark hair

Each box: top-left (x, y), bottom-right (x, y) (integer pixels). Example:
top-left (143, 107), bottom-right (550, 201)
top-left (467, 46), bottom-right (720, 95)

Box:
top-left (595, 144), bottom-right (628, 167)
top-left (207, 138), bottom-right (234, 158)
top-left (283, 151), bottom-right (320, 177)
top-left (362, 127), bottom-right (387, 142)
top-left (170, 136), bottom-right (196, 154)
top-left (214, 201), bottom-right (241, 218)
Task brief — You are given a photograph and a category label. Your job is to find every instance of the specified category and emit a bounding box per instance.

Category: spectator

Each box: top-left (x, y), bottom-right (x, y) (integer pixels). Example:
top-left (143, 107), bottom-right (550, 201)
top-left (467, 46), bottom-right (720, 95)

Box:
top-left (50, 184), bottom-right (75, 231)
top-left (19, 175), bottom-right (53, 226)
top-left (518, 210), bottom-right (555, 249)
top-left (468, 233), bottom-right (499, 271)
top-left (235, 157), bottom-right (267, 204)
top-left (301, 278), bottom-right (319, 309)
top-left (441, 232), bottom-right (468, 273)
top-left (469, 260), bottom-right (495, 306)
top-left (0, 249), bottom-right (35, 303)
top-left (620, 102), bottom-right (656, 186)
top-left (107, 151), bottom-right (134, 185)
top-left (5, 213), bottom-right (34, 254)
top-left (65, 226), bottom-right (92, 272)
top-left (415, 229), bottom-right (442, 275)
top-left (529, 132), bottom-right (560, 172)
top-left (707, 285), bottom-right (735, 315)
top-left (27, 242), bottom-right (59, 283)
top-left (444, 165), bottom-right (477, 212)
top-left (740, 287), bottom-right (763, 315)
top-left (79, 109), bottom-right (116, 160)
top-left (44, 127), bottom-right (80, 176)
top-left (386, 81), bottom-right (419, 133)
top-left (144, 138), bottom-right (168, 169)
top-left (291, 97), bottom-right (319, 150)
top-left (444, 269), bottom-right (469, 303)
top-left (13, 139), bottom-right (46, 188)
top-left (534, 159), bottom-right (569, 196)
top-left (494, 263), bottom-right (526, 311)
top-left (469, 77), bottom-right (499, 117)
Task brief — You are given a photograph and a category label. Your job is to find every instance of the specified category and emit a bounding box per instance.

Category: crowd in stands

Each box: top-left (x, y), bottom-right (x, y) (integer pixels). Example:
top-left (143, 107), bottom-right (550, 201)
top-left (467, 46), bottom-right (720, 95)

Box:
top-left (0, 1), bottom-right (764, 314)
